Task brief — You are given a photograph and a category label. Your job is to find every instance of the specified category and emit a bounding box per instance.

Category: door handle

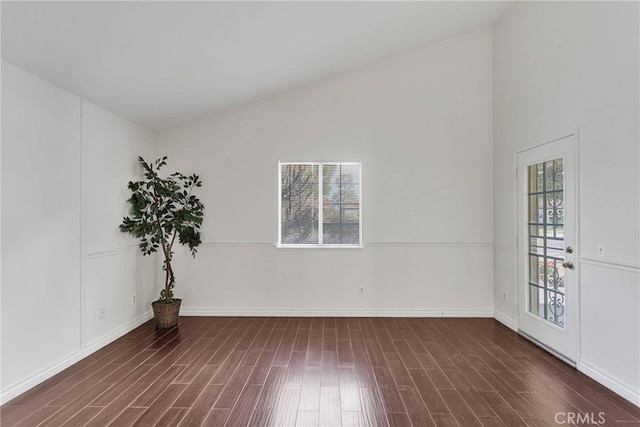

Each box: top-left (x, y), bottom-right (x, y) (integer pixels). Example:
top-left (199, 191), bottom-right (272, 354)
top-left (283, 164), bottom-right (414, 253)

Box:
top-left (562, 261), bottom-right (575, 270)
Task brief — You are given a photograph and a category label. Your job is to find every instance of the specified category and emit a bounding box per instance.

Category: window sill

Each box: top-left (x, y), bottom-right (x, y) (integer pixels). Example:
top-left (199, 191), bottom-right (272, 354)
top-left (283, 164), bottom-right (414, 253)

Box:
top-left (276, 243), bottom-right (363, 249)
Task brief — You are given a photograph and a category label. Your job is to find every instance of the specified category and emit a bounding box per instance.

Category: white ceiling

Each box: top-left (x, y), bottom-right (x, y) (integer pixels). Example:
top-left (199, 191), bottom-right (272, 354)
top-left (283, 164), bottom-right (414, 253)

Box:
top-left (2, 1), bottom-right (511, 132)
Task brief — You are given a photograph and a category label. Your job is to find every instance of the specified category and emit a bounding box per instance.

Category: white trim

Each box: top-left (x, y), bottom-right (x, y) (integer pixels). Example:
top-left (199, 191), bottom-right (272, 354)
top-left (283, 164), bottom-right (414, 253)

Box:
top-left (198, 241), bottom-right (493, 249)
top-left (0, 311), bottom-right (153, 405)
top-left (494, 310), bottom-right (517, 331)
top-left (0, 54), bottom-right (3, 404)
top-left (517, 128), bottom-right (579, 155)
top-left (519, 330), bottom-right (576, 366)
top-left (367, 241), bottom-right (492, 248)
top-left (579, 257), bottom-right (640, 273)
top-left (577, 359), bottom-right (640, 407)
top-left (574, 130), bottom-right (583, 366)
top-left (276, 243), bottom-right (363, 249)
top-left (84, 311), bottom-right (153, 348)
top-left (85, 244), bottom-right (138, 259)
top-left (180, 307), bottom-right (494, 318)
top-left (201, 241), bottom-right (273, 248)
top-left (79, 99), bottom-right (86, 348)
top-left (494, 243), bottom-right (515, 251)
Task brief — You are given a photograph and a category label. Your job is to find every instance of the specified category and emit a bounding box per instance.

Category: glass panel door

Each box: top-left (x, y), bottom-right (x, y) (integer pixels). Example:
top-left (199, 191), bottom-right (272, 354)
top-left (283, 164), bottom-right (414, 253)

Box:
top-left (517, 134), bottom-right (577, 363)
top-left (527, 159), bottom-right (565, 327)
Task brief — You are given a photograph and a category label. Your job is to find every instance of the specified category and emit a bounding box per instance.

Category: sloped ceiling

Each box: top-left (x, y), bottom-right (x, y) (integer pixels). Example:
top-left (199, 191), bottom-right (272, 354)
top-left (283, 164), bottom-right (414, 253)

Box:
top-left (2, 1), bottom-right (511, 131)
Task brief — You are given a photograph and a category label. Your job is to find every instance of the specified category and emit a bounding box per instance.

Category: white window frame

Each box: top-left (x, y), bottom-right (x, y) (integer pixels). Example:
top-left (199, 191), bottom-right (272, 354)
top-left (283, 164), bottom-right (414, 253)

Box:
top-left (277, 161), bottom-right (363, 248)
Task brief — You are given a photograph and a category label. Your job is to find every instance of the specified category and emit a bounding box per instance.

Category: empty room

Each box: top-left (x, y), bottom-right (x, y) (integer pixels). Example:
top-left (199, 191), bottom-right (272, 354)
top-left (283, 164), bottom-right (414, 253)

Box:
top-left (1, 1), bottom-right (639, 426)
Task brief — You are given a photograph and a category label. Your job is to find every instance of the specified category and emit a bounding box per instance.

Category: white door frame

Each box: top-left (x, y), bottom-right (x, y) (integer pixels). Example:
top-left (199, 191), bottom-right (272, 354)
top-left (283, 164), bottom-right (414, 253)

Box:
top-left (513, 129), bottom-right (581, 364)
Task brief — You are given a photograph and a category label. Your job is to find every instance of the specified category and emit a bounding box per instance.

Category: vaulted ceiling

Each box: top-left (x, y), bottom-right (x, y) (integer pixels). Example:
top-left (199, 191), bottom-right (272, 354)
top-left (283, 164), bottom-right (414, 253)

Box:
top-left (2, 2), bottom-right (511, 131)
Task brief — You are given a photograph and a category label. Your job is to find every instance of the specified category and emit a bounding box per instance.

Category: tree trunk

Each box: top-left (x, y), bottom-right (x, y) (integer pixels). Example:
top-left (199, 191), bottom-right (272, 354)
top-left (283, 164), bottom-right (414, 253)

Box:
top-left (161, 243), bottom-right (174, 303)
top-left (165, 259), bottom-right (173, 302)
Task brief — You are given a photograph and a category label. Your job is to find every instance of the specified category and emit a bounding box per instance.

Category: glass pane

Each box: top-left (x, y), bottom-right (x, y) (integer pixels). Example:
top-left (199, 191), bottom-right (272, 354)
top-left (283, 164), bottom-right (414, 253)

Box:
top-left (529, 239), bottom-right (544, 256)
top-left (548, 260), bottom-right (562, 290)
top-left (529, 236), bottom-right (544, 248)
top-left (529, 255), bottom-right (544, 285)
top-left (528, 195), bottom-right (536, 222)
top-left (529, 224), bottom-right (544, 238)
top-left (545, 161), bottom-right (555, 191)
top-left (323, 164), bottom-right (360, 245)
top-left (526, 157), bottom-right (565, 328)
top-left (280, 164), bottom-right (319, 244)
top-left (555, 191), bottom-right (564, 225)
top-left (528, 164), bottom-right (539, 193)
top-left (529, 285), bottom-right (543, 318)
top-left (547, 238), bottom-right (564, 259)
top-left (537, 194), bottom-right (544, 223)
top-left (537, 163), bottom-right (544, 190)
top-left (545, 193), bottom-right (555, 225)
top-left (528, 194), bottom-right (544, 224)
top-left (544, 225), bottom-right (553, 238)
top-left (546, 289), bottom-right (565, 327)
top-left (553, 159), bottom-right (563, 190)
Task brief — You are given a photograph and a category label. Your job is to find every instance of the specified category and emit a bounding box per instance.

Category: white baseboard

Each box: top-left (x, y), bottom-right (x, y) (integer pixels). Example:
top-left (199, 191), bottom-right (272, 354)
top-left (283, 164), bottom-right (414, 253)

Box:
top-left (180, 307), bottom-right (494, 317)
top-left (84, 311), bottom-right (154, 349)
top-left (577, 360), bottom-right (640, 408)
top-left (493, 310), bottom-right (517, 331)
top-left (0, 311), bottom-right (153, 405)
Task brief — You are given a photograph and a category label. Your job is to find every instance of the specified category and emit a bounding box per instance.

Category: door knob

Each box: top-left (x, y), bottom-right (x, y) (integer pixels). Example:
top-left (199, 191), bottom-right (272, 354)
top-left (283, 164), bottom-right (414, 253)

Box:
top-left (562, 261), bottom-right (575, 270)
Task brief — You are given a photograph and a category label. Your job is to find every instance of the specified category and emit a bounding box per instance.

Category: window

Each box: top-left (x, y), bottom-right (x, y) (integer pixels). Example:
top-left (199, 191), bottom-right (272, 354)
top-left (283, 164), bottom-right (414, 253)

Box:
top-left (278, 162), bottom-right (362, 247)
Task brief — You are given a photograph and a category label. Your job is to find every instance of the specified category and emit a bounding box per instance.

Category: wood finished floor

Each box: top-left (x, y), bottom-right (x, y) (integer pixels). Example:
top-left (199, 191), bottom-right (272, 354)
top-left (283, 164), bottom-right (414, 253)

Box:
top-left (2, 317), bottom-right (639, 427)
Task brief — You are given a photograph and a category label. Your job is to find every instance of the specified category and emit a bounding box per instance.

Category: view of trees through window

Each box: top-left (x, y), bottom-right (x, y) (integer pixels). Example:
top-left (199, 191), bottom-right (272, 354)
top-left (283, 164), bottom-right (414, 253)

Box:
top-left (280, 164), bottom-right (319, 244)
top-left (322, 164), bottom-right (360, 244)
top-left (280, 162), bottom-right (361, 246)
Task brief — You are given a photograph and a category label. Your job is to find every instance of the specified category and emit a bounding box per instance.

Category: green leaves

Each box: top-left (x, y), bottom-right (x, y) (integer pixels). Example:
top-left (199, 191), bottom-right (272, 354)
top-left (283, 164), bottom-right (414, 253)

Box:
top-left (119, 156), bottom-right (205, 303)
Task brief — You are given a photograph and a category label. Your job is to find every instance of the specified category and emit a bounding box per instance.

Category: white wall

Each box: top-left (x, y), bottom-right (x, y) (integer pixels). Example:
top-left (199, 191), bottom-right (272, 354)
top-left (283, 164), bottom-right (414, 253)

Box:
top-left (1, 63), bottom-right (157, 403)
top-left (81, 102), bottom-right (157, 346)
top-left (493, 2), bottom-right (640, 404)
top-left (2, 61), bottom-right (82, 393)
top-left (156, 27), bottom-right (495, 316)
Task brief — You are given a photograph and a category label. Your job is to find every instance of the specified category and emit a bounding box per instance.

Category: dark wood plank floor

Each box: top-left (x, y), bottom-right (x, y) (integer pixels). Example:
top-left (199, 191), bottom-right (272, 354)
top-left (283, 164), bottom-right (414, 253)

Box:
top-left (2, 317), bottom-right (639, 426)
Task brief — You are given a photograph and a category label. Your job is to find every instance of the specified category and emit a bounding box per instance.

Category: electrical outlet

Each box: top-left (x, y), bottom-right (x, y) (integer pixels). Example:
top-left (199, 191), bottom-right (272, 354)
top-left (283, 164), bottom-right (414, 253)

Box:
top-left (359, 287), bottom-right (365, 295)
top-left (99, 307), bottom-right (106, 320)
top-left (503, 292), bottom-right (507, 301)
top-left (597, 244), bottom-right (605, 257)
top-left (132, 295), bottom-right (136, 305)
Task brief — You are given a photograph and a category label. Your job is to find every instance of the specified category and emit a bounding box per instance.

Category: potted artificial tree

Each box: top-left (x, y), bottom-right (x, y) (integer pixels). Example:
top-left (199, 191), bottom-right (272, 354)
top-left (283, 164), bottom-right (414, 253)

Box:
top-left (120, 156), bottom-right (204, 328)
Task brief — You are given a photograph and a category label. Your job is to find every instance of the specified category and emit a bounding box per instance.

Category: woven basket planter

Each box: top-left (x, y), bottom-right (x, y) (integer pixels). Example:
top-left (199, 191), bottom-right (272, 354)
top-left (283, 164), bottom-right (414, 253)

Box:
top-left (151, 299), bottom-right (182, 329)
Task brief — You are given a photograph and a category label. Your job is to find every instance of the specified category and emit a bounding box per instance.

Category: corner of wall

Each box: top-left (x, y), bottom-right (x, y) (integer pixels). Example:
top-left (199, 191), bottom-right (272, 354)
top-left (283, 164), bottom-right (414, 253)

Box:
top-left (0, 66), bottom-right (161, 403)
